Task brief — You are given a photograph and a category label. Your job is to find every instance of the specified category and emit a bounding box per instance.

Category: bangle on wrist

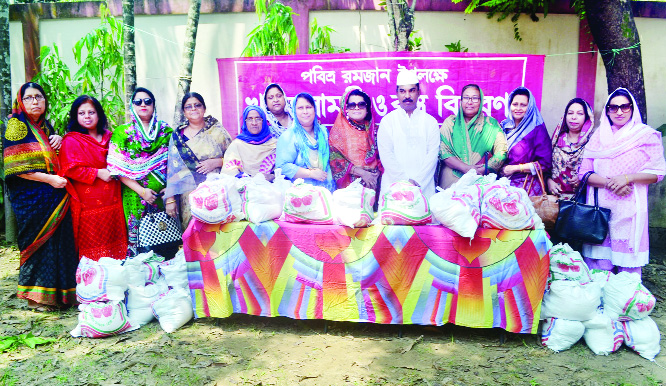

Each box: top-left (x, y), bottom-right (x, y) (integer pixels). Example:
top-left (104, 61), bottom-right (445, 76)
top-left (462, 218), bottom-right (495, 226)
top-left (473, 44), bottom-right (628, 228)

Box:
top-left (625, 174), bottom-right (630, 184)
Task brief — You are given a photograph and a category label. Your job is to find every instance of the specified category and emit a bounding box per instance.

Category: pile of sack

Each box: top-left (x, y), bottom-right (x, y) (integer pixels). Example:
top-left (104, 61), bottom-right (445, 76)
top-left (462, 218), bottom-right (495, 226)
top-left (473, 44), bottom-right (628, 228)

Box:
top-left (430, 170), bottom-right (539, 238)
top-left (70, 250), bottom-right (192, 338)
top-left (540, 243), bottom-right (659, 360)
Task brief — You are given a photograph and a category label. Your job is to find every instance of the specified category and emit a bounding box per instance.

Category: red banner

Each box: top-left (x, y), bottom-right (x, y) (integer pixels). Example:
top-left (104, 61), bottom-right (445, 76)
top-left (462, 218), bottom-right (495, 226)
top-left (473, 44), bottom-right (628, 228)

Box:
top-left (217, 52), bottom-right (545, 136)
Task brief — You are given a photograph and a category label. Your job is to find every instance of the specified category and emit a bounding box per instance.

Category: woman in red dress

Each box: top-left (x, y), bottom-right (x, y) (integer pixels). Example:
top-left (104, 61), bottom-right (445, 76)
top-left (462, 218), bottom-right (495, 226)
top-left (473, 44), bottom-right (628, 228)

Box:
top-left (59, 95), bottom-right (128, 260)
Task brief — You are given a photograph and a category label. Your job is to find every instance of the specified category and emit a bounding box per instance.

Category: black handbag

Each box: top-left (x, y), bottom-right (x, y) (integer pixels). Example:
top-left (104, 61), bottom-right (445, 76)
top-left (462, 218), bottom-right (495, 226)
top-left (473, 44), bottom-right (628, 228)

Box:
top-left (553, 171), bottom-right (611, 244)
top-left (137, 204), bottom-right (183, 258)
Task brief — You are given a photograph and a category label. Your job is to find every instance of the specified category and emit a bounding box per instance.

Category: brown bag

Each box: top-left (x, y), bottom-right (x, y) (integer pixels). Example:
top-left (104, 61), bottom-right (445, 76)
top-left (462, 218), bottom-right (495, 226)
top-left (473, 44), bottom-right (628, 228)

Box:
top-left (523, 163), bottom-right (559, 229)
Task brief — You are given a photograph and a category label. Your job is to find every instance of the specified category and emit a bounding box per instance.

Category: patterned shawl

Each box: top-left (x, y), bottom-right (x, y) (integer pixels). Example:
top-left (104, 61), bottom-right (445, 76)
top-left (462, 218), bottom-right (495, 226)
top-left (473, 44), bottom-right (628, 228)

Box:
top-left (501, 87), bottom-right (545, 151)
top-left (440, 88), bottom-right (505, 177)
top-left (4, 88), bottom-right (59, 177)
top-left (550, 99), bottom-right (595, 195)
top-left (236, 105), bottom-right (273, 145)
top-left (263, 83), bottom-right (293, 138)
top-left (329, 87), bottom-right (381, 189)
top-left (291, 93), bottom-right (331, 173)
top-left (164, 115), bottom-right (231, 199)
top-left (107, 103), bottom-right (172, 182)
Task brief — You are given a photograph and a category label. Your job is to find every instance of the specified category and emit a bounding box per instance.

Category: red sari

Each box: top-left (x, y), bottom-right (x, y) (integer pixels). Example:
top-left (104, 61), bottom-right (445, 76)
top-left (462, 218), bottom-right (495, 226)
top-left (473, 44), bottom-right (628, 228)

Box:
top-left (59, 131), bottom-right (127, 260)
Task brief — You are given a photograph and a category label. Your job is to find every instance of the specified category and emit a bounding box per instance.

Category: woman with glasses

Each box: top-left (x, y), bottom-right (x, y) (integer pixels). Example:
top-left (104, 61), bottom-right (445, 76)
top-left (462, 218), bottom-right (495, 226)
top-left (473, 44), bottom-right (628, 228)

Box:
top-left (107, 87), bottom-right (173, 256)
top-left (2, 82), bottom-right (78, 311)
top-left (59, 95), bottom-right (127, 261)
top-left (329, 87), bottom-right (382, 191)
top-left (276, 92), bottom-right (336, 192)
top-left (499, 86), bottom-right (552, 196)
top-left (263, 83), bottom-right (293, 138)
top-left (164, 92), bottom-right (231, 229)
top-left (221, 105), bottom-right (277, 179)
top-left (547, 98), bottom-right (596, 200)
top-left (438, 84), bottom-right (507, 189)
top-left (578, 88), bottom-right (665, 276)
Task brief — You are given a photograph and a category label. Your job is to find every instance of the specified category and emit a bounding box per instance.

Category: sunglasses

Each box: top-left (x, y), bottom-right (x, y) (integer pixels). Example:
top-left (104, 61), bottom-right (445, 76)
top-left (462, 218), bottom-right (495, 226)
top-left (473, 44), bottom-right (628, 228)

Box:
top-left (132, 98), bottom-right (154, 106)
top-left (607, 103), bottom-right (632, 114)
top-left (346, 101), bottom-right (367, 110)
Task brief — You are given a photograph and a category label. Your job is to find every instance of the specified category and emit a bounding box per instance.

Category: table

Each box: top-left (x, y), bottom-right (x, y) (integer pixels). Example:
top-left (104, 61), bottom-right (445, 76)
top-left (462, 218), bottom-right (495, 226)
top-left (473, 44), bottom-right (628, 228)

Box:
top-left (183, 220), bottom-right (551, 334)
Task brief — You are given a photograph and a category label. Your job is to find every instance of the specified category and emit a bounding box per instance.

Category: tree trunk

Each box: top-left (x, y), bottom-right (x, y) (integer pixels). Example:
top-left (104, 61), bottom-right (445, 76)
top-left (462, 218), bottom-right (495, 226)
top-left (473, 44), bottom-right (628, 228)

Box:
top-left (0, 1), bottom-right (17, 243)
top-left (386, 0), bottom-right (416, 52)
top-left (584, 0), bottom-right (646, 123)
top-left (173, 0), bottom-right (202, 127)
top-left (123, 0), bottom-right (136, 123)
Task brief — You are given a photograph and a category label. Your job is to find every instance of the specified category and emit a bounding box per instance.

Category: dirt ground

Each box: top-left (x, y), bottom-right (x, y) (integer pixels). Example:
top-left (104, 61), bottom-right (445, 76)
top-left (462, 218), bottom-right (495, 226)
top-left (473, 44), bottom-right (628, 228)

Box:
top-left (1, 242), bottom-right (666, 386)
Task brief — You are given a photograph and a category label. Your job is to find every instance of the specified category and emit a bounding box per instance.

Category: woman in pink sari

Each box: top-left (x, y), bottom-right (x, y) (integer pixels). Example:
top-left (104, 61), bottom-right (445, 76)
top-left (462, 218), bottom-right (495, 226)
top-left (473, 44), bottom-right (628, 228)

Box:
top-left (579, 88), bottom-right (666, 275)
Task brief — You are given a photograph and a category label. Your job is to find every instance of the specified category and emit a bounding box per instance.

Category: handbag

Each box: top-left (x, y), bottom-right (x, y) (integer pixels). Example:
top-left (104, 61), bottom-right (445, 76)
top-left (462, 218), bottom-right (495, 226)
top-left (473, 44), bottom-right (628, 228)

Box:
top-left (137, 204), bottom-right (183, 257)
top-left (554, 171), bottom-right (611, 244)
top-left (523, 163), bottom-right (559, 229)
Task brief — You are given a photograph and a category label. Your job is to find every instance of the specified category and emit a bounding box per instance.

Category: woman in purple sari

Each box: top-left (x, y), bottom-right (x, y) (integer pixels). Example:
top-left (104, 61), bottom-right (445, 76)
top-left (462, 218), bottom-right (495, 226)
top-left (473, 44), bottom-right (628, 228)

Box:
top-left (500, 87), bottom-right (552, 196)
top-left (579, 88), bottom-right (666, 276)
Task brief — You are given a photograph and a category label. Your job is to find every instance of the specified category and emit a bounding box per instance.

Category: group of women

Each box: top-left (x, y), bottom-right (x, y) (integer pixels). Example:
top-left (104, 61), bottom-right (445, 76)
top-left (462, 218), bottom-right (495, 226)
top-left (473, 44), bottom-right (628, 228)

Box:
top-left (3, 80), bottom-right (664, 312)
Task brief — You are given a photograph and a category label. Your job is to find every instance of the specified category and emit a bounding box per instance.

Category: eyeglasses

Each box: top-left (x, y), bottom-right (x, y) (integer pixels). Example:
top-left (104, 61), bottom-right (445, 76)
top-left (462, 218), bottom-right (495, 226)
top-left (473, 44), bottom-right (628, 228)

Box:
top-left (184, 103), bottom-right (203, 111)
top-left (607, 103), bottom-right (632, 113)
top-left (346, 101), bottom-right (367, 110)
top-left (461, 96), bottom-right (481, 103)
top-left (22, 95), bottom-right (45, 103)
top-left (245, 117), bottom-right (263, 124)
top-left (132, 98), bottom-right (154, 106)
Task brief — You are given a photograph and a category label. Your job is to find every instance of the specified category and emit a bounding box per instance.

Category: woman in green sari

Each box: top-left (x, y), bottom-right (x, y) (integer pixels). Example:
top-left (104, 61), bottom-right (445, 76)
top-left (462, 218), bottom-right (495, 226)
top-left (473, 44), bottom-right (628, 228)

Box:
top-left (107, 87), bottom-right (173, 256)
top-left (438, 84), bottom-right (508, 189)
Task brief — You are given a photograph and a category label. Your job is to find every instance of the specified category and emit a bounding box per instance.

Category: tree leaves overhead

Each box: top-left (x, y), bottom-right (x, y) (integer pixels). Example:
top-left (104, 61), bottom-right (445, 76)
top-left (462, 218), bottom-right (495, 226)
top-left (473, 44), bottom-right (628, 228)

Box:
top-left (452, 0), bottom-right (563, 41)
top-left (31, 3), bottom-right (124, 133)
top-left (242, 0), bottom-right (349, 57)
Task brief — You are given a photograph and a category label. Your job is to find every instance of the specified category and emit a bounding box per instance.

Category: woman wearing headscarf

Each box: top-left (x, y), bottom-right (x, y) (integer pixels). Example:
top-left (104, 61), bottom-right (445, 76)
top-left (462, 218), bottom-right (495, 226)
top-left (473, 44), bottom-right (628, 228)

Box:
top-left (579, 88), bottom-right (666, 276)
top-left (221, 105), bottom-right (277, 179)
top-left (107, 87), bottom-right (172, 256)
top-left (547, 98), bottom-right (596, 200)
top-left (263, 83), bottom-right (293, 138)
top-left (3, 82), bottom-right (77, 311)
top-left (275, 92), bottom-right (336, 192)
top-left (500, 87), bottom-right (552, 196)
top-left (329, 87), bottom-right (382, 190)
top-left (59, 95), bottom-right (127, 261)
top-left (439, 84), bottom-right (507, 189)
top-left (164, 92), bottom-right (231, 229)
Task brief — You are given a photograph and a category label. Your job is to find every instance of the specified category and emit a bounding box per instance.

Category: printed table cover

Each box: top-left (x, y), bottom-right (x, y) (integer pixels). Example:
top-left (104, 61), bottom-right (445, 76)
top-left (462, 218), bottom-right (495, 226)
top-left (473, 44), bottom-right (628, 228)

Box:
top-left (183, 220), bottom-right (551, 334)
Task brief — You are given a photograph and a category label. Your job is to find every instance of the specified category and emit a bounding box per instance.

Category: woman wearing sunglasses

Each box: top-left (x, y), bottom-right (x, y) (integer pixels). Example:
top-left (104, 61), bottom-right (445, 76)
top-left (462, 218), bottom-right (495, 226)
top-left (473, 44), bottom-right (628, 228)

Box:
top-left (107, 87), bottom-right (173, 256)
top-left (164, 92), bottom-right (231, 229)
top-left (578, 88), bottom-right (666, 276)
top-left (438, 84), bottom-right (507, 189)
top-left (328, 87), bottom-right (382, 191)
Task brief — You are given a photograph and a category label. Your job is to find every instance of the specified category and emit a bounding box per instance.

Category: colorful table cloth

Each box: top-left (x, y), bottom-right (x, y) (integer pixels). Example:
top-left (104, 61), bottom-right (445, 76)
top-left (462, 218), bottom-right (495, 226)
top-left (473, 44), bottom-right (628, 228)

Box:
top-left (183, 220), bottom-right (551, 334)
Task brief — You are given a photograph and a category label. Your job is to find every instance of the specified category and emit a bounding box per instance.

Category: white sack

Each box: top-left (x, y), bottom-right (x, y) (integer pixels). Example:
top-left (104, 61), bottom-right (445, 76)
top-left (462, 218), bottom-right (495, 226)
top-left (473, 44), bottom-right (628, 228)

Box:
top-left (159, 249), bottom-right (189, 290)
top-left (541, 317), bottom-right (585, 352)
top-left (282, 179), bottom-right (335, 224)
top-left (622, 317), bottom-right (661, 361)
top-left (548, 243), bottom-right (592, 284)
top-left (429, 185), bottom-right (481, 238)
top-left (541, 281), bottom-right (602, 321)
top-left (241, 173), bottom-right (284, 224)
top-left (151, 288), bottom-right (194, 333)
top-left (126, 277), bottom-right (169, 327)
top-left (332, 179), bottom-right (375, 228)
top-left (76, 257), bottom-right (128, 304)
top-left (379, 181), bottom-right (432, 226)
top-left (582, 309), bottom-right (624, 355)
top-left (189, 173), bottom-right (244, 224)
top-left (479, 184), bottom-right (536, 230)
top-left (603, 272), bottom-right (655, 321)
top-left (70, 301), bottom-right (136, 338)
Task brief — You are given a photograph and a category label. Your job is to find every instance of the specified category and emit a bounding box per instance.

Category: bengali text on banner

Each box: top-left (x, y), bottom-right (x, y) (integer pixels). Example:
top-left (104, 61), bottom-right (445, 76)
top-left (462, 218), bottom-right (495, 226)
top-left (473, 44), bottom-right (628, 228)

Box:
top-left (217, 52), bottom-right (545, 136)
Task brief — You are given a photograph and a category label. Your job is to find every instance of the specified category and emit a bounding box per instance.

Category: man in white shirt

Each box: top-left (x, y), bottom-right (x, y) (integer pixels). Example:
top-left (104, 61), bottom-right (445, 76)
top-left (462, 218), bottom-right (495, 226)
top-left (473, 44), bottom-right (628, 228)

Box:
top-left (378, 70), bottom-right (440, 199)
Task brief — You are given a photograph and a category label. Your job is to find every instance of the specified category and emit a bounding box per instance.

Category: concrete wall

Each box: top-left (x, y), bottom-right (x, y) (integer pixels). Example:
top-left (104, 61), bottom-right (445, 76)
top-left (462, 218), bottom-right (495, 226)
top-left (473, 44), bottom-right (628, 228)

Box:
top-left (10, 11), bottom-right (666, 129)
